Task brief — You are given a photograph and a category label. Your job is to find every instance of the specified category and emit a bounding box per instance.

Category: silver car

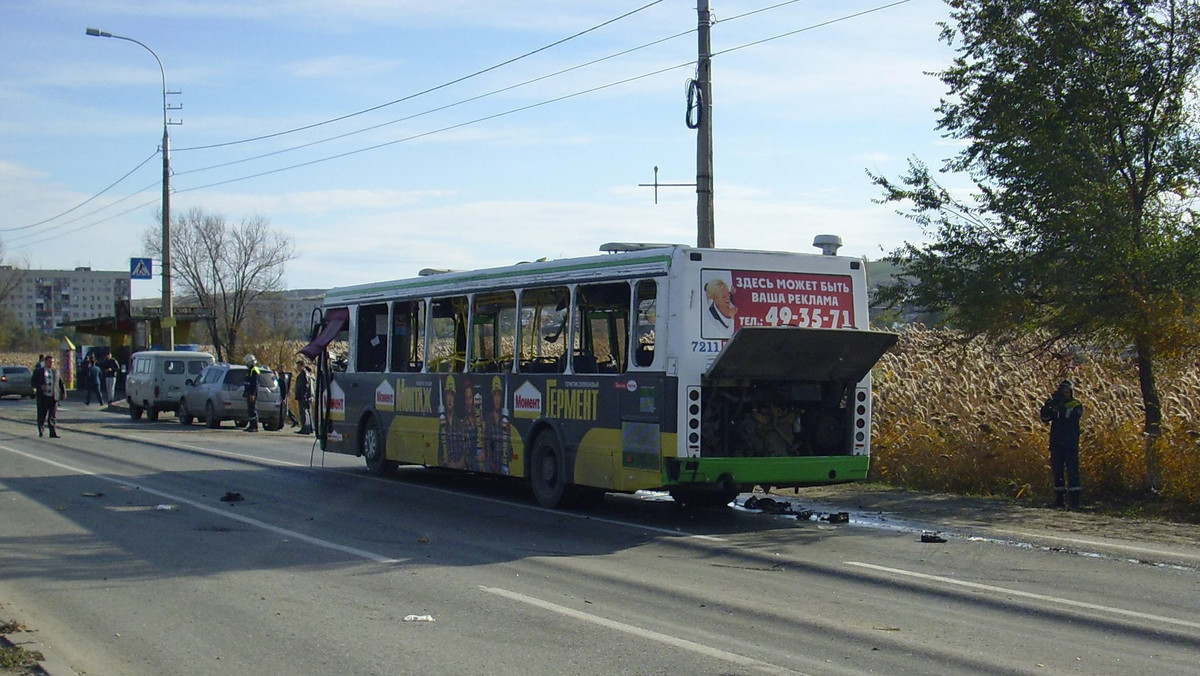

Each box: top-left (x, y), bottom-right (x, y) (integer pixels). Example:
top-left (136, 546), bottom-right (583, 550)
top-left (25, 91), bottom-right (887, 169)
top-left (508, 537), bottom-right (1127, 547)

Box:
top-left (0, 365), bottom-right (33, 398)
top-left (179, 363), bottom-right (283, 430)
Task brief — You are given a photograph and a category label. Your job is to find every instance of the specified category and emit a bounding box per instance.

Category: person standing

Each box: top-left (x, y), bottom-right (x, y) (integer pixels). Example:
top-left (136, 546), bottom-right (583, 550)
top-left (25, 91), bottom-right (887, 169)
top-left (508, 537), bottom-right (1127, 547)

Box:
top-left (243, 354), bottom-right (261, 432)
top-left (101, 353), bottom-right (120, 405)
top-left (294, 360), bottom-right (314, 435)
top-left (83, 356), bottom-right (105, 406)
top-left (1040, 379), bottom-right (1084, 509)
top-left (31, 354), bottom-right (67, 438)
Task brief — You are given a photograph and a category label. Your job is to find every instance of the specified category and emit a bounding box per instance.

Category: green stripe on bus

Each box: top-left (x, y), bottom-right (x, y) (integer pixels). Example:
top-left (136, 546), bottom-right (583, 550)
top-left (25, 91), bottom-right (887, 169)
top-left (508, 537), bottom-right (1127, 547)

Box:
top-left (664, 456), bottom-right (870, 486)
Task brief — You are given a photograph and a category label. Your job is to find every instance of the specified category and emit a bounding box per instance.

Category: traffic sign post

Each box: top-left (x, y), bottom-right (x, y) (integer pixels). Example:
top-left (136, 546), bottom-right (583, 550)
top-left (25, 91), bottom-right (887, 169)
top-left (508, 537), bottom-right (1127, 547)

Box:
top-left (131, 257), bottom-right (153, 280)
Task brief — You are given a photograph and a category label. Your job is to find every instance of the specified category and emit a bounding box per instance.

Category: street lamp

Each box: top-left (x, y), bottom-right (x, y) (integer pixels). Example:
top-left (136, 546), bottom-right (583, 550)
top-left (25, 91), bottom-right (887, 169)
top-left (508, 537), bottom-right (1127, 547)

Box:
top-left (86, 27), bottom-right (176, 350)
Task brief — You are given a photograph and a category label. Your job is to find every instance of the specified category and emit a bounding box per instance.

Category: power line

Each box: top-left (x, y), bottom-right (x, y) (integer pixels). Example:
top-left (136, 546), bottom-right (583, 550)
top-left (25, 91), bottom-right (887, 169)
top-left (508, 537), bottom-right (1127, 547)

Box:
top-left (12, 0), bottom-right (915, 249)
top-left (7, 197), bottom-right (159, 253)
top-left (176, 29), bottom-right (696, 179)
top-left (176, 62), bottom-right (695, 194)
top-left (0, 150), bottom-right (158, 233)
top-left (7, 1), bottom-right (673, 240)
top-left (177, 0), bottom-right (918, 194)
top-left (715, 0), bottom-right (912, 58)
top-left (175, 0), bottom-right (667, 152)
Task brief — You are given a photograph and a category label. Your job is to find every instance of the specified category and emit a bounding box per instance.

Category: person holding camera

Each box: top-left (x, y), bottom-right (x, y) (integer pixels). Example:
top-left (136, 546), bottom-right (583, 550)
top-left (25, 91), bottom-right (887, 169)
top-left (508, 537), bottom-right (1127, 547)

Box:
top-left (1040, 379), bottom-right (1084, 509)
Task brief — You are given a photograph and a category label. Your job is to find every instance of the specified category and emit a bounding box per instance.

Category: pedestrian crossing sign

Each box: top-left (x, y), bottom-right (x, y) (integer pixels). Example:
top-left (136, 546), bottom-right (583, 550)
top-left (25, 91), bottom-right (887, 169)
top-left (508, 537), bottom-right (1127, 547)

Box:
top-left (131, 257), bottom-right (153, 280)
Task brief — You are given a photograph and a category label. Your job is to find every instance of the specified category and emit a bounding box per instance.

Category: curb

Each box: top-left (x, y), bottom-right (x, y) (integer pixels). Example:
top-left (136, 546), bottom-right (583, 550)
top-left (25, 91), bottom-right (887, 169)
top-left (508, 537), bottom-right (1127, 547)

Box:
top-left (2, 630), bottom-right (77, 676)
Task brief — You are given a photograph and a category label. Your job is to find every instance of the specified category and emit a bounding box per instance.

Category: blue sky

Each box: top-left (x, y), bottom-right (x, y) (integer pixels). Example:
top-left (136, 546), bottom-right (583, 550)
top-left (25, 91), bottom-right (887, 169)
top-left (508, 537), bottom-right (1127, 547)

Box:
top-left (1, 0), bottom-right (959, 296)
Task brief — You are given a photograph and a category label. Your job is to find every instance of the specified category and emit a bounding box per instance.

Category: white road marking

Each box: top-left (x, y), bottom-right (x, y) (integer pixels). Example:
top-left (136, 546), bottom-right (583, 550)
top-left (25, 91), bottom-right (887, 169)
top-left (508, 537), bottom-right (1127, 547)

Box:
top-left (846, 561), bottom-right (1200, 630)
top-left (17, 422), bottom-right (727, 543)
top-left (0, 443), bottom-right (399, 564)
top-left (986, 528), bottom-right (1200, 563)
top-left (480, 585), bottom-right (807, 676)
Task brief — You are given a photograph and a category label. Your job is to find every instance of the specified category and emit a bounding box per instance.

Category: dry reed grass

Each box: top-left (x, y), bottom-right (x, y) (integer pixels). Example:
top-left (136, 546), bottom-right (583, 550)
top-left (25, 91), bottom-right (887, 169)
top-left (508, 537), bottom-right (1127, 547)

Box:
top-left (871, 326), bottom-right (1200, 517)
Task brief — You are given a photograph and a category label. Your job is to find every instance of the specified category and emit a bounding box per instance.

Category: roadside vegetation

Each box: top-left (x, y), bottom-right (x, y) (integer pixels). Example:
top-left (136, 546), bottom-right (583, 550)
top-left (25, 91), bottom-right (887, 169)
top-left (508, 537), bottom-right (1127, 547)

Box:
top-left (0, 619), bottom-right (42, 673)
top-left (871, 326), bottom-right (1200, 523)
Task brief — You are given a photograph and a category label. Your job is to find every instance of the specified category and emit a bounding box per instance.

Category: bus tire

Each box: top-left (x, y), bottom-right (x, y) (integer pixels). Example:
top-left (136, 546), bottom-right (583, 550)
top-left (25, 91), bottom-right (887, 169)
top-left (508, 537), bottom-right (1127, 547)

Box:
top-left (361, 416), bottom-right (390, 475)
top-left (530, 431), bottom-right (567, 508)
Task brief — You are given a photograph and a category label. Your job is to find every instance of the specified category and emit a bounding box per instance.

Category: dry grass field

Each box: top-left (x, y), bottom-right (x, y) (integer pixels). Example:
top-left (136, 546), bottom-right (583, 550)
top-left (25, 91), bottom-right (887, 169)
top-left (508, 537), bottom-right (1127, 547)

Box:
top-left (870, 326), bottom-right (1200, 520)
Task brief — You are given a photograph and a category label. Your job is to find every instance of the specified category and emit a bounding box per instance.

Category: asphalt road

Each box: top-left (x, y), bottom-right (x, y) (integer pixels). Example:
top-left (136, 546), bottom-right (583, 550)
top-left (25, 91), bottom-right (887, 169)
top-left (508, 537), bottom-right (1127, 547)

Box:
top-left (1, 397), bottom-right (1198, 675)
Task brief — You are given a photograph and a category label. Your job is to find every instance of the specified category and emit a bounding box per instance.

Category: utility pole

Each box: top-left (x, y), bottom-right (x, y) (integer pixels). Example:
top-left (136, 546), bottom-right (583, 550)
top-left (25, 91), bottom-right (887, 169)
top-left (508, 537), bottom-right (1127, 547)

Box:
top-left (695, 0), bottom-right (715, 248)
top-left (87, 27), bottom-right (181, 349)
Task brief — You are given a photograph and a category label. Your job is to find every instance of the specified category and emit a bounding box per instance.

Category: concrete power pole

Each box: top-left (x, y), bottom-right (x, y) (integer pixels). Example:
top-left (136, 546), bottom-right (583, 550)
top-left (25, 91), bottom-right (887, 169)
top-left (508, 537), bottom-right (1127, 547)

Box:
top-left (695, 0), bottom-right (715, 248)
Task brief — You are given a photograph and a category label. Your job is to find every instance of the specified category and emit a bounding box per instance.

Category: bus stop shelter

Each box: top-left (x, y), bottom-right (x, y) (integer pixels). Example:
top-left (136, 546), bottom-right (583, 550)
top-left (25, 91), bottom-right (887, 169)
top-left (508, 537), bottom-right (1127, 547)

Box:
top-left (62, 305), bottom-right (215, 355)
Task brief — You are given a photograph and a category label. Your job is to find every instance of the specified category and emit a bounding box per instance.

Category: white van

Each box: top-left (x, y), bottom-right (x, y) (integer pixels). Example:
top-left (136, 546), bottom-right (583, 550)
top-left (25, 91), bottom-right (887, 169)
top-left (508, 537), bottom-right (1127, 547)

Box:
top-left (125, 350), bottom-right (216, 421)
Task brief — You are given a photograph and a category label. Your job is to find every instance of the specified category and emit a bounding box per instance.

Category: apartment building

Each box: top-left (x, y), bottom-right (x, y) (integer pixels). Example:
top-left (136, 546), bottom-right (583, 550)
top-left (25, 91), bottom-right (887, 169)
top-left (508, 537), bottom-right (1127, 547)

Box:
top-left (0, 266), bottom-right (131, 333)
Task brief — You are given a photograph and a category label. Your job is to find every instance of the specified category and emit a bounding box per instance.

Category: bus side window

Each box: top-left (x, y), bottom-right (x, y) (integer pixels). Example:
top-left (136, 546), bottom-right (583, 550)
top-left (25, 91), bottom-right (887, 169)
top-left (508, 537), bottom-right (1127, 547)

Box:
top-left (576, 281), bottom-right (631, 374)
top-left (519, 286), bottom-right (568, 373)
top-left (356, 303), bottom-right (388, 373)
top-left (390, 300), bottom-right (425, 372)
top-left (632, 279), bottom-right (657, 369)
top-left (429, 296), bottom-right (467, 372)
top-left (471, 291), bottom-right (516, 372)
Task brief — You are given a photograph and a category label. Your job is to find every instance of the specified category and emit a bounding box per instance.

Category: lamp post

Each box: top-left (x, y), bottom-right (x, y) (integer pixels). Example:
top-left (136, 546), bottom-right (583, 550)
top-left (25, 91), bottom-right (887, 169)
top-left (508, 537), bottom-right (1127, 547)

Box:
top-left (86, 27), bottom-right (176, 350)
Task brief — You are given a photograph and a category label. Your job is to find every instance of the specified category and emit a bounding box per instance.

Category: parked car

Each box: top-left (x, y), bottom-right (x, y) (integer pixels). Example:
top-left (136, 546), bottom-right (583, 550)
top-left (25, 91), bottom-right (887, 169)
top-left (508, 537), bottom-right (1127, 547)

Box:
top-left (126, 350), bottom-right (216, 421)
top-left (0, 365), bottom-right (33, 399)
top-left (179, 363), bottom-right (284, 430)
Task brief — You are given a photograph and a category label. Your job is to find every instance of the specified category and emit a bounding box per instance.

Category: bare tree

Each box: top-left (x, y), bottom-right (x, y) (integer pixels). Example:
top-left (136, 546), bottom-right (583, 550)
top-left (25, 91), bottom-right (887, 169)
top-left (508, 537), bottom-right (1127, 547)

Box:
top-left (143, 207), bottom-right (297, 362)
top-left (0, 241), bottom-right (31, 306)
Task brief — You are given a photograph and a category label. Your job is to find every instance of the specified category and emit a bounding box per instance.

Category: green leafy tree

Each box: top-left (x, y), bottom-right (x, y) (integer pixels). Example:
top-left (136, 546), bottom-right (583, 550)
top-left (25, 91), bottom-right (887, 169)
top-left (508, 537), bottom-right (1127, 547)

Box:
top-left (871, 0), bottom-right (1200, 490)
top-left (143, 207), bottom-right (297, 363)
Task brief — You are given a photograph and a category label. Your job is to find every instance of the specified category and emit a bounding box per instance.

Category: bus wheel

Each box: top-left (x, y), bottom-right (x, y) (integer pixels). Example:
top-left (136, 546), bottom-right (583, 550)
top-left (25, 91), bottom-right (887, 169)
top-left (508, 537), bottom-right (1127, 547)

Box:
top-left (530, 431), bottom-right (567, 508)
top-left (361, 416), bottom-right (390, 475)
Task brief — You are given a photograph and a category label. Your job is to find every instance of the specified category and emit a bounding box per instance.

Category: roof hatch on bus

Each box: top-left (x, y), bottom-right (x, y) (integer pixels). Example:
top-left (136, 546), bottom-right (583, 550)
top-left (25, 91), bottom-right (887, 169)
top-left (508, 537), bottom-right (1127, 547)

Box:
top-left (704, 327), bottom-right (898, 383)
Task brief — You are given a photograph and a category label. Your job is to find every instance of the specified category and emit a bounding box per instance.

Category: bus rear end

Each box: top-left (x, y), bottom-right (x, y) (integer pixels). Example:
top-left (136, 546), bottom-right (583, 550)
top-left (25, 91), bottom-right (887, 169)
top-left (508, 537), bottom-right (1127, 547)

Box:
top-left (663, 241), bottom-right (897, 505)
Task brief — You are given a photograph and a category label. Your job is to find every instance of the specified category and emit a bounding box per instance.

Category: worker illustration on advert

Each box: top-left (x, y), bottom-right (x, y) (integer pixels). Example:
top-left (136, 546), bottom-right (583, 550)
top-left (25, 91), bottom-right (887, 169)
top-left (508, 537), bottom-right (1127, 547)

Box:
top-left (483, 375), bottom-right (513, 475)
top-left (460, 378), bottom-right (483, 471)
top-left (438, 375), bottom-right (468, 469)
top-left (702, 273), bottom-right (738, 339)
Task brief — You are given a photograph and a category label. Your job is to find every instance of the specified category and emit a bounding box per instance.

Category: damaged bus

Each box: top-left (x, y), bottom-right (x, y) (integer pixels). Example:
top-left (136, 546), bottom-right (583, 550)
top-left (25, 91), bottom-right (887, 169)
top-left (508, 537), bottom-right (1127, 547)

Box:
top-left (303, 237), bottom-right (897, 508)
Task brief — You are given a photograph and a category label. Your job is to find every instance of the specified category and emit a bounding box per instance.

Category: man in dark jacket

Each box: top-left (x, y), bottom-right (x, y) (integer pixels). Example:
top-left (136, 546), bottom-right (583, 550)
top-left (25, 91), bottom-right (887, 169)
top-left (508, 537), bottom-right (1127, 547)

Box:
top-left (1040, 380), bottom-right (1084, 509)
top-left (83, 356), bottom-right (105, 406)
top-left (293, 360), bottom-right (314, 435)
top-left (31, 355), bottom-right (67, 438)
top-left (101, 354), bottom-right (120, 405)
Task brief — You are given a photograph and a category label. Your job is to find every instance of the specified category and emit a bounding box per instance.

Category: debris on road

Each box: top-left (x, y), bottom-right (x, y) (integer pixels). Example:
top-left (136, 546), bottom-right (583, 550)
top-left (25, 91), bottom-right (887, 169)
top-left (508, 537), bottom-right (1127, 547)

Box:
top-left (403, 614), bottom-right (435, 622)
top-left (920, 531), bottom-right (947, 543)
top-left (220, 491), bottom-right (244, 503)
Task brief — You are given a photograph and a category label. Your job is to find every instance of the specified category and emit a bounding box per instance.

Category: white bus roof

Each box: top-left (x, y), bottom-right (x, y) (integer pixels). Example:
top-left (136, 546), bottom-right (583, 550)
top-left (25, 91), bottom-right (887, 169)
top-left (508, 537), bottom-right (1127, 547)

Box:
top-left (325, 247), bottom-right (679, 305)
top-left (324, 244), bottom-right (861, 306)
